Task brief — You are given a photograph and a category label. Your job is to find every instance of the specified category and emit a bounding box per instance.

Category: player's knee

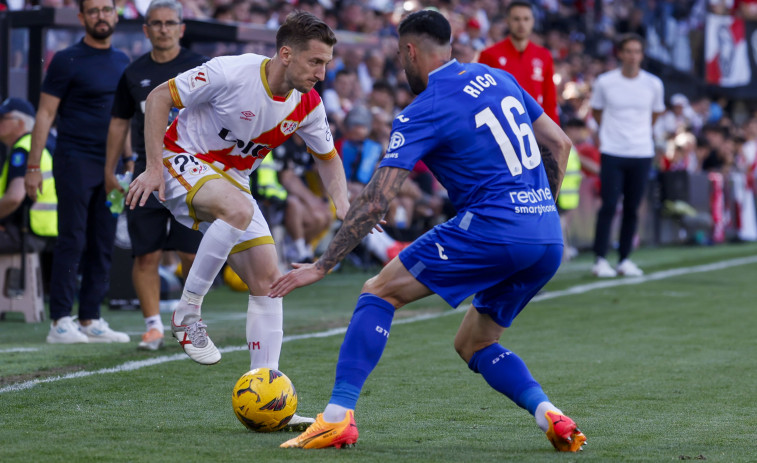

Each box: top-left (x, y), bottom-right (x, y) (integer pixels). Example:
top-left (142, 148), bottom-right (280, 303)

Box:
top-left (134, 252), bottom-right (161, 271)
top-left (361, 279), bottom-right (404, 309)
top-left (246, 270), bottom-right (280, 295)
top-left (453, 334), bottom-right (473, 363)
top-left (454, 334), bottom-right (496, 364)
top-left (219, 200), bottom-right (254, 229)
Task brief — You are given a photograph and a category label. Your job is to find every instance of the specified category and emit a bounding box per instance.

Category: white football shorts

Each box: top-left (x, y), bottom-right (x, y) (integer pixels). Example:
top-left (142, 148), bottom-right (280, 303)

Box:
top-left (157, 152), bottom-right (274, 254)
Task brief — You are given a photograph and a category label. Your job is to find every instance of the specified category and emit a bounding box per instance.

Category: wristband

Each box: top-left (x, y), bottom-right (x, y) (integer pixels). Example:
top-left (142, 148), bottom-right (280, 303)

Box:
top-left (26, 166), bottom-right (41, 172)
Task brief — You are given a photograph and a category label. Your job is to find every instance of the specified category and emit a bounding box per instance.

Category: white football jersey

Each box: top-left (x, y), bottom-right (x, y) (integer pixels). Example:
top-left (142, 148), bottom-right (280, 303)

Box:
top-left (164, 53), bottom-right (336, 186)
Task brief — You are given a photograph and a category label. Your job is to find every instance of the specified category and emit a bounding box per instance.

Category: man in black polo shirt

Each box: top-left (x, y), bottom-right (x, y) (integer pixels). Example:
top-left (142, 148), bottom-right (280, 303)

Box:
top-left (25, 0), bottom-right (130, 344)
top-left (105, 0), bottom-right (207, 351)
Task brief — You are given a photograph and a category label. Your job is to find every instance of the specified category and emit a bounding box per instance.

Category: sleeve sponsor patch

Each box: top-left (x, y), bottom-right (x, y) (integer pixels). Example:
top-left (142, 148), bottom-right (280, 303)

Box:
top-left (11, 152), bottom-right (26, 167)
top-left (388, 131), bottom-right (405, 151)
top-left (188, 67), bottom-right (210, 92)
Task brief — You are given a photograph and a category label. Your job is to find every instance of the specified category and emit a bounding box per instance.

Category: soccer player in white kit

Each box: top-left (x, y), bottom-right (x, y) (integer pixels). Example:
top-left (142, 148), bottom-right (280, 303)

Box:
top-left (126, 11), bottom-right (349, 430)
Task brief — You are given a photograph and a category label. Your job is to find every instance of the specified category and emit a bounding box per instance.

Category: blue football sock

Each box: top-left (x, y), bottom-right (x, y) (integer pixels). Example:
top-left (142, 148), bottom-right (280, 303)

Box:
top-left (330, 293), bottom-right (395, 410)
top-left (468, 343), bottom-right (549, 415)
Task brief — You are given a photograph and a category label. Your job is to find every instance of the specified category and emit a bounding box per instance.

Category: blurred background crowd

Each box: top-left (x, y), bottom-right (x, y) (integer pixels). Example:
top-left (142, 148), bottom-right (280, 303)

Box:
top-left (3, 0), bottom-right (757, 260)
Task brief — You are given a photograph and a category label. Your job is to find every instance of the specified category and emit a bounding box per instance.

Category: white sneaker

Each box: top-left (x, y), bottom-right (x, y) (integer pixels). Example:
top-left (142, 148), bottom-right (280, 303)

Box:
top-left (282, 414), bottom-right (316, 432)
top-left (46, 316), bottom-right (89, 344)
top-left (171, 312), bottom-right (221, 365)
top-left (79, 318), bottom-right (130, 343)
top-left (591, 257), bottom-right (617, 278)
top-left (616, 259), bottom-right (644, 277)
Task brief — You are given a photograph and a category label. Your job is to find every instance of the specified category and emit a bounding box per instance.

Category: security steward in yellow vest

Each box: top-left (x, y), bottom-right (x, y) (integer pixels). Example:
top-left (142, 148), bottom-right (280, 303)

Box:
top-left (557, 146), bottom-right (582, 211)
top-left (251, 153), bottom-right (288, 225)
top-left (0, 98), bottom-right (57, 254)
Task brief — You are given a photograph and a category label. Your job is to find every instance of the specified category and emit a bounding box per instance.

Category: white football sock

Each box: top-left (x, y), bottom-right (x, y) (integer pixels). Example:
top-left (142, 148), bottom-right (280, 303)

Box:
top-left (144, 315), bottom-right (163, 333)
top-left (535, 401), bottom-right (563, 432)
top-left (174, 220), bottom-right (244, 324)
top-left (323, 404), bottom-right (350, 423)
top-left (362, 231), bottom-right (396, 262)
top-left (293, 238), bottom-right (312, 260)
top-left (173, 290), bottom-right (201, 325)
top-left (185, 219), bottom-right (245, 296)
top-left (247, 295), bottom-right (283, 370)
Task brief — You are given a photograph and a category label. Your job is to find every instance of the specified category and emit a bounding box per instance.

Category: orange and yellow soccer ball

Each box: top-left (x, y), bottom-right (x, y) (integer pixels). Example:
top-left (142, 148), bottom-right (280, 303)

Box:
top-left (231, 368), bottom-right (297, 432)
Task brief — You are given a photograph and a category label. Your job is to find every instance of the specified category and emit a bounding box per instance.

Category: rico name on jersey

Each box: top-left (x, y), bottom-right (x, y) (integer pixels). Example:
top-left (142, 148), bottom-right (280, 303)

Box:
top-left (163, 53), bottom-right (336, 186)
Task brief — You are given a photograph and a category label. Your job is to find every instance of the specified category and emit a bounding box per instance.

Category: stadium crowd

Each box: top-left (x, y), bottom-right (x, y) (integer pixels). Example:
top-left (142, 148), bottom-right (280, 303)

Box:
top-left (2, 0), bottom-right (757, 319)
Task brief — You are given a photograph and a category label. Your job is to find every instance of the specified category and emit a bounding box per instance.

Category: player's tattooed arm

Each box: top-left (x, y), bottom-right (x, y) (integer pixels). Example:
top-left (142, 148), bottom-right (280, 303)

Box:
top-left (315, 166), bottom-right (410, 273)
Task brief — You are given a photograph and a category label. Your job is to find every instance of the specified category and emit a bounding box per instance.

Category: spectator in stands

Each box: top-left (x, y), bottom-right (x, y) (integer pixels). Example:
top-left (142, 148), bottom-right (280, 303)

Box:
top-left (660, 131), bottom-right (699, 173)
top-left (394, 82), bottom-right (415, 111)
top-left (323, 68), bottom-right (358, 135)
top-left (104, 0), bottom-right (207, 351)
top-left (701, 124), bottom-right (730, 171)
top-left (559, 81), bottom-right (592, 126)
top-left (211, 3), bottom-right (234, 23)
top-left (701, 124), bottom-right (735, 173)
top-left (115, 0), bottom-right (140, 19)
top-left (369, 105), bottom-right (392, 150)
top-left (0, 98), bottom-right (57, 255)
top-left (451, 37), bottom-right (476, 63)
top-left (25, 0), bottom-right (131, 343)
top-left (367, 80), bottom-right (396, 118)
top-left (478, 0), bottom-right (560, 124)
top-left (336, 106), bottom-right (382, 201)
top-left (337, 0), bottom-right (367, 32)
top-left (654, 93), bottom-right (697, 145)
top-left (590, 33), bottom-right (665, 278)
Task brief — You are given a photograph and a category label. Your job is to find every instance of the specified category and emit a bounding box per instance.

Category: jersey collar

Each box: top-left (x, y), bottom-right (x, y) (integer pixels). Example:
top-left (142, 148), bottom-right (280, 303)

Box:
top-left (260, 58), bottom-right (291, 102)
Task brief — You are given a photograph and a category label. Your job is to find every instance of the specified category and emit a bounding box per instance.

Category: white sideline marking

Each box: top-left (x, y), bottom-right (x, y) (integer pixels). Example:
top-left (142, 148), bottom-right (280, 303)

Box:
top-left (2, 255), bottom-right (756, 395)
top-left (0, 347), bottom-right (40, 353)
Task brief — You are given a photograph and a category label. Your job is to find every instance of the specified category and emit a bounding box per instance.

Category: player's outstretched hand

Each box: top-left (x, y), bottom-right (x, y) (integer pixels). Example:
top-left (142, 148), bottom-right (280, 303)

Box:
top-left (126, 169), bottom-right (164, 208)
top-left (268, 262), bottom-right (327, 298)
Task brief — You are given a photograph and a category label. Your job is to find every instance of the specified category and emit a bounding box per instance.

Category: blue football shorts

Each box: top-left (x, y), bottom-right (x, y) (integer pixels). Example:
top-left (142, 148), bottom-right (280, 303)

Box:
top-left (398, 219), bottom-right (562, 327)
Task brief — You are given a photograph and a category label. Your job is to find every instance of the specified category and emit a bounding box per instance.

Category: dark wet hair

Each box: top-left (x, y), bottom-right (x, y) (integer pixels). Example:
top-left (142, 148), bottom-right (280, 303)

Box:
top-left (398, 9), bottom-right (451, 46)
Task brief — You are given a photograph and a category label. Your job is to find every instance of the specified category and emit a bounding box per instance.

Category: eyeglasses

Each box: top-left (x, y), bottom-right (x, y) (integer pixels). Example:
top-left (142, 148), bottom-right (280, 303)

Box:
top-left (145, 20), bottom-right (182, 30)
top-left (84, 6), bottom-right (115, 17)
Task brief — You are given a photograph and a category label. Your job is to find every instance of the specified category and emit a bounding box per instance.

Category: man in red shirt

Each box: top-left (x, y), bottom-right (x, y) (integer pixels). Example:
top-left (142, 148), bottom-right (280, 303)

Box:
top-left (478, 0), bottom-right (559, 124)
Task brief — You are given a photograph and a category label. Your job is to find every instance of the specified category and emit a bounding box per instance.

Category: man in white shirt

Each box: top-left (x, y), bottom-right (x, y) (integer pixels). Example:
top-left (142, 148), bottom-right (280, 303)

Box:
top-left (590, 33), bottom-right (665, 277)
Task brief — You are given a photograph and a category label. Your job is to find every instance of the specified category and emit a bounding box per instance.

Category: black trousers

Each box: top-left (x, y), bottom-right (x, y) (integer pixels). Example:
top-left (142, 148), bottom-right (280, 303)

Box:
top-left (49, 155), bottom-right (117, 321)
top-left (593, 154), bottom-right (652, 261)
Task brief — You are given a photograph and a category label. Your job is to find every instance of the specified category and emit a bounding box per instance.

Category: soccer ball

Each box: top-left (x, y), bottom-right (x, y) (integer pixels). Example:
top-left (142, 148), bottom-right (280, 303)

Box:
top-left (231, 368), bottom-right (298, 432)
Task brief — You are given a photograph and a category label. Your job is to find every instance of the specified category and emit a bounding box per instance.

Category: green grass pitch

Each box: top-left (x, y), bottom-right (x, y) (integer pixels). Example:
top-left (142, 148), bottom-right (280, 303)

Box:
top-left (1, 243), bottom-right (756, 462)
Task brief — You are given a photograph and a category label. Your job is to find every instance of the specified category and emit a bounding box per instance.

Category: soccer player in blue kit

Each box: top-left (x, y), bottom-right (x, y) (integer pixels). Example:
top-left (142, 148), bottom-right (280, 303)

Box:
top-left (270, 9), bottom-right (586, 452)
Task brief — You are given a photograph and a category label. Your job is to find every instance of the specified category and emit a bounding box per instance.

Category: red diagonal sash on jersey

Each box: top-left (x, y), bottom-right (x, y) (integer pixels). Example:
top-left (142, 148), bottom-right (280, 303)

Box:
top-left (165, 91), bottom-right (323, 172)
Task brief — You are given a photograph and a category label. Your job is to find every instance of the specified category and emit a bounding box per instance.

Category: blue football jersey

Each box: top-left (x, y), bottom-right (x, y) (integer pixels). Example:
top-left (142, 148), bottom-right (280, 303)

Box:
top-left (380, 59), bottom-right (562, 244)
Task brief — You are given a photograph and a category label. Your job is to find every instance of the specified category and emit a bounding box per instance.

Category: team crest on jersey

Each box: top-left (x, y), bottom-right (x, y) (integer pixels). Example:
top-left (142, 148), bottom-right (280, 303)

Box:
top-left (388, 131), bottom-right (405, 151)
top-left (188, 68), bottom-right (210, 92)
top-left (498, 56), bottom-right (507, 66)
top-left (531, 59), bottom-right (544, 82)
top-left (280, 120), bottom-right (299, 136)
top-left (140, 79), bottom-right (151, 87)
